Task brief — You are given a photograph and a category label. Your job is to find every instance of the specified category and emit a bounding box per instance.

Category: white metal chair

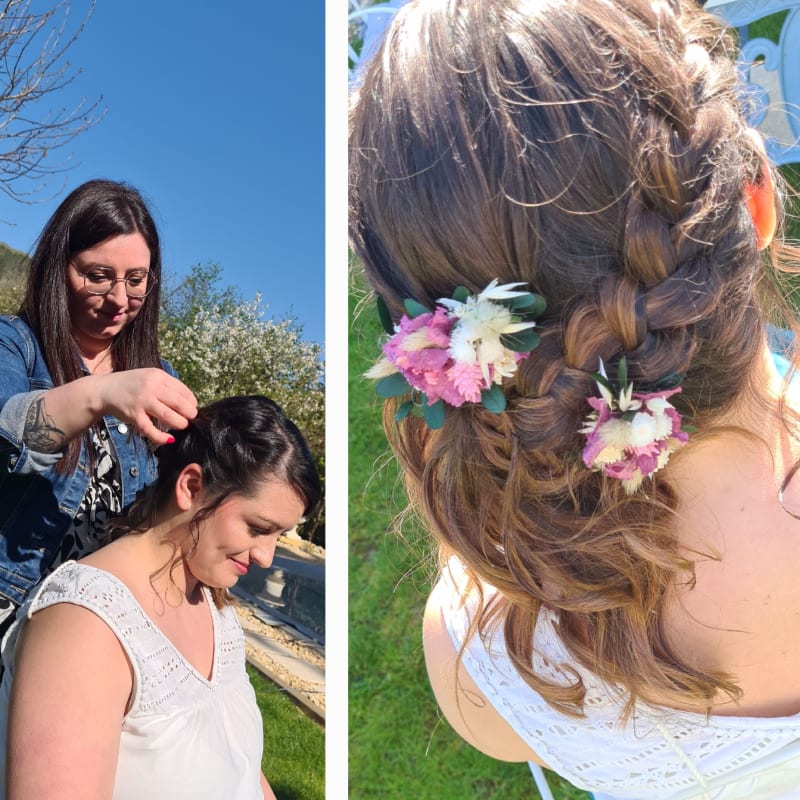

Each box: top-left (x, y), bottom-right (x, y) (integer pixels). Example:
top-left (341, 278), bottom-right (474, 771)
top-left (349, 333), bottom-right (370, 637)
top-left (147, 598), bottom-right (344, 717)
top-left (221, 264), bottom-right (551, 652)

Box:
top-left (706, 0), bottom-right (800, 165)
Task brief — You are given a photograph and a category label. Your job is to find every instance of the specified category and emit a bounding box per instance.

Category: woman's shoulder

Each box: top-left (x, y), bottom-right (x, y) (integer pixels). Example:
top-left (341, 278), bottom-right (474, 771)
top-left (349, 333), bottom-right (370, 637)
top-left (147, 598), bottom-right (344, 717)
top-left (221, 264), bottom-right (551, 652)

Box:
top-left (25, 561), bottom-right (135, 617)
top-left (0, 314), bottom-right (36, 349)
top-left (423, 562), bottom-right (545, 764)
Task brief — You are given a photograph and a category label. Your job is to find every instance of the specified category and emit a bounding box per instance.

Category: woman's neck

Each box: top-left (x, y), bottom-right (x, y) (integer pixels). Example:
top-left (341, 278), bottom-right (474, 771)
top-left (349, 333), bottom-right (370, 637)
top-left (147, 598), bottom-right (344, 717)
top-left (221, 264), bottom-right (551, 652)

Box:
top-left (77, 341), bottom-right (114, 374)
top-left (131, 524), bottom-right (203, 606)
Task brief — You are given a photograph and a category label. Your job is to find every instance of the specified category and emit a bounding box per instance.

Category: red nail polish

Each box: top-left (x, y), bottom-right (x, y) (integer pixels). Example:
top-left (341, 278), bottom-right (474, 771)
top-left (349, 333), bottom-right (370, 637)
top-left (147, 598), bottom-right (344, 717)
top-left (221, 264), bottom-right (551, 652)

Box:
top-left (167, 435), bottom-right (175, 444)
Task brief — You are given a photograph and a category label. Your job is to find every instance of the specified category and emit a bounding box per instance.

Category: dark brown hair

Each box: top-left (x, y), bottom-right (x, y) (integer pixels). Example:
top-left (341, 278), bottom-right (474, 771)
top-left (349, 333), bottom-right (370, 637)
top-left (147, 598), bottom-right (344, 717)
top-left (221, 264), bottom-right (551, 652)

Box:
top-left (20, 178), bottom-right (164, 470)
top-left (350, 0), bottom-right (795, 716)
top-left (110, 395), bottom-right (321, 608)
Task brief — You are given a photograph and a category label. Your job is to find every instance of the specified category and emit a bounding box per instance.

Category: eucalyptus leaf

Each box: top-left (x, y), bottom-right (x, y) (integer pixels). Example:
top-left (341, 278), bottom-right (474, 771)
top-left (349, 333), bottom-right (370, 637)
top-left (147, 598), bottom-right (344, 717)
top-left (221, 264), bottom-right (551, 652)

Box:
top-left (510, 293), bottom-right (546, 317)
top-left (403, 298), bottom-right (430, 318)
top-left (481, 384), bottom-right (507, 413)
top-left (652, 371), bottom-right (684, 391)
top-left (423, 399), bottom-right (445, 429)
top-left (681, 423), bottom-right (698, 433)
top-left (375, 295), bottom-right (395, 335)
top-left (452, 286), bottom-right (470, 303)
top-left (500, 329), bottom-right (541, 352)
top-left (395, 400), bottom-right (413, 421)
top-left (375, 372), bottom-right (412, 398)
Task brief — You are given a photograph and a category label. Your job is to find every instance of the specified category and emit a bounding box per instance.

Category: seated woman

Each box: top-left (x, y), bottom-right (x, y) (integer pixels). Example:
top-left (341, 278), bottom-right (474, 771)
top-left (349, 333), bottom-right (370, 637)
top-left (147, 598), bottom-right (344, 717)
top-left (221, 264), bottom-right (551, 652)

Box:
top-left (0, 394), bottom-right (321, 800)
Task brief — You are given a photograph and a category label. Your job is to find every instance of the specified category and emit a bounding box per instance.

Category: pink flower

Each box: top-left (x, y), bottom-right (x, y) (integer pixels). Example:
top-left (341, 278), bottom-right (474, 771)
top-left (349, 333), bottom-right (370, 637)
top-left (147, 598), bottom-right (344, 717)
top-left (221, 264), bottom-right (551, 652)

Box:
top-left (367, 280), bottom-right (543, 418)
top-left (446, 360), bottom-right (485, 405)
top-left (581, 385), bottom-right (688, 493)
top-left (381, 308), bottom-right (456, 403)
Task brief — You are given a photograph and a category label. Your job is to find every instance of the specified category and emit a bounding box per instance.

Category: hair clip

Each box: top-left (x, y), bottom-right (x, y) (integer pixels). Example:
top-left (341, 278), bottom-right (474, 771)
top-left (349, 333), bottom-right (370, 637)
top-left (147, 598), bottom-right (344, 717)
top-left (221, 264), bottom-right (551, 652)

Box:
top-left (366, 280), bottom-right (546, 429)
top-left (580, 358), bottom-right (691, 493)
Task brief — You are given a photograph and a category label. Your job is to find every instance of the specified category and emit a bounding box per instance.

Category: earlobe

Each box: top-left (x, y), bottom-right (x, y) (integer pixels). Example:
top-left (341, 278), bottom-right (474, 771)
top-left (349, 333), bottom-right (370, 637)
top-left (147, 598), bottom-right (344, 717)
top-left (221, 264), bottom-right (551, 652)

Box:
top-left (175, 463), bottom-right (204, 511)
top-left (744, 129), bottom-right (777, 251)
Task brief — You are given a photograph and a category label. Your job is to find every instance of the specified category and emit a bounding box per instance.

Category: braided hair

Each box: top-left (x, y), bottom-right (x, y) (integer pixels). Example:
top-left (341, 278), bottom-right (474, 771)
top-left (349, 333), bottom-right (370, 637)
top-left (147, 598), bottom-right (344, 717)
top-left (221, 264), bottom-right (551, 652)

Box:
top-left (349, 0), bottom-right (791, 716)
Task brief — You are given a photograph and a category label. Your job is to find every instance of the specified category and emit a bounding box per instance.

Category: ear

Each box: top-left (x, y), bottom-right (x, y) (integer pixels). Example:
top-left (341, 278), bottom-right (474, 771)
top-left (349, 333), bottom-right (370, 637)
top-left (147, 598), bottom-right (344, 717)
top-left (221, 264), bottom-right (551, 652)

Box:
top-left (744, 128), bottom-right (777, 251)
top-left (174, 463), bottom-right (204, 512)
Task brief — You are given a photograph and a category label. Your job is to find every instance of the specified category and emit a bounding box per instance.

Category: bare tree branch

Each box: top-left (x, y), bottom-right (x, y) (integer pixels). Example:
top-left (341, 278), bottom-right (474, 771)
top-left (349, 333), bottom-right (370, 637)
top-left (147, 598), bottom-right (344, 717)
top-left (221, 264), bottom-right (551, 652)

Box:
top-left (0, 0), bottom-right (103, 203)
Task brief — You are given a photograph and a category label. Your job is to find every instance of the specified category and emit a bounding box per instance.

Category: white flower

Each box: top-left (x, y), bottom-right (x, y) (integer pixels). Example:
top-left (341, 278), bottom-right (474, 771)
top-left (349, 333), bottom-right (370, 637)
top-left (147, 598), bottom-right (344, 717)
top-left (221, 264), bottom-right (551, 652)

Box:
top-left (476, 279), bottom-right (532, 302)
top-left (651, 408), bottom-right (674, 440)
top-left (402, 328), bottom-right (436, 351)
top-left (628, 411), bottom-right (657, 447)
top-left (364, 358), bottom-right (399, 379)
top-left (597, 417), bottom-right (634, 450)
top-left (438, 280), bottom-right (537, 384)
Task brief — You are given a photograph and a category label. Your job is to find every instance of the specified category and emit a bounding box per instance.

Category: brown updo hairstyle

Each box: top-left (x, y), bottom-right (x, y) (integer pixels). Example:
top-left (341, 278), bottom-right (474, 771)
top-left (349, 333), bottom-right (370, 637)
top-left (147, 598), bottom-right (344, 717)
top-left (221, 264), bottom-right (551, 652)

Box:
top-left (349, 0), bottom-right (799, 717)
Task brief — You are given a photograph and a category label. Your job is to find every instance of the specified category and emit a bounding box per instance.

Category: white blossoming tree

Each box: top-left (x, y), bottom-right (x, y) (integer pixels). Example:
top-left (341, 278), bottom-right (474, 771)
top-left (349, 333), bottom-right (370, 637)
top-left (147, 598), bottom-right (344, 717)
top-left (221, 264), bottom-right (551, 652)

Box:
top-left (159, 263), bottom-right (326, 545)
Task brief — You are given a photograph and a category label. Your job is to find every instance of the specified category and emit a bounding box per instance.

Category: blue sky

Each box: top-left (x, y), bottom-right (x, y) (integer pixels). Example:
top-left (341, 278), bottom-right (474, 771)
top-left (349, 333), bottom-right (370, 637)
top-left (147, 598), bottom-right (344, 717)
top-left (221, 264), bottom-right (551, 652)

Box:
top-left (0, 0), bottom-right (325, 345)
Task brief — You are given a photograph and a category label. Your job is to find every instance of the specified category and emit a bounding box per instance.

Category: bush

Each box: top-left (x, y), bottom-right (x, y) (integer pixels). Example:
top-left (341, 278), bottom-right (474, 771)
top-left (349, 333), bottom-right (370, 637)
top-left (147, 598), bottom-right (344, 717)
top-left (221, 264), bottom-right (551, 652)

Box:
top-left (159, 264), bottom-right (326, 545)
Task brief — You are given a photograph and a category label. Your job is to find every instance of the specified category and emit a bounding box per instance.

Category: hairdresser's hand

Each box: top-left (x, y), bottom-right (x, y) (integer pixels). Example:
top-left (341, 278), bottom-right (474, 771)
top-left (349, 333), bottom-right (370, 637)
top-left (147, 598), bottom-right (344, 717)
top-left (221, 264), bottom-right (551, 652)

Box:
top-left (96, 369), bottom-right (198, 445)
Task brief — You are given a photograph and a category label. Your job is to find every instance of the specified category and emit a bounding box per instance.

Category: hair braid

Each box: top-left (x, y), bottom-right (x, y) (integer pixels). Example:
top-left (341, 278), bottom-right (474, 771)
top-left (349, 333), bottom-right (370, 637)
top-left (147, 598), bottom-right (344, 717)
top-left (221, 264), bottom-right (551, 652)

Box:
top-left (352, 0), bottom-right (778, 716)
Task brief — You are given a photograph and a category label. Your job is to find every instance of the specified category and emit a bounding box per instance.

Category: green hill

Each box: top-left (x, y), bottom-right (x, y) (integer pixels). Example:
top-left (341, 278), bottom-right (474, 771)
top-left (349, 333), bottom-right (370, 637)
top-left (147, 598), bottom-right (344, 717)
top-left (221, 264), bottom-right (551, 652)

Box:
top-left (0, 241), bottom-right (29, 282)
top-left (0, 242), bottom-right (29, 312)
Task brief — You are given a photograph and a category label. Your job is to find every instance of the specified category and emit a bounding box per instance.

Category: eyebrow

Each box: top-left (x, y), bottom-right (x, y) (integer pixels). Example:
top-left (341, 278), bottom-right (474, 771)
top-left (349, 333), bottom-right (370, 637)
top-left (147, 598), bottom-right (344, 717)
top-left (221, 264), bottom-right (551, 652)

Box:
top-left (79, 262), bottom-right (150, 274)
top-left (252, 515), bottom-right (297, 532)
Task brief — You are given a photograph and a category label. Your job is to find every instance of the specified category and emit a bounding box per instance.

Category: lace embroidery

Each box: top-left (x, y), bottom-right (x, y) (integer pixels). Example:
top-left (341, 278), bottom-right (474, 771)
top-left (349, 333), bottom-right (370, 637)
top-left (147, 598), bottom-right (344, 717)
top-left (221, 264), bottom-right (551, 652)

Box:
top-left (7, 562), bottom-right (244, 715)
top-left (438, 557), bottom-right (800, 799)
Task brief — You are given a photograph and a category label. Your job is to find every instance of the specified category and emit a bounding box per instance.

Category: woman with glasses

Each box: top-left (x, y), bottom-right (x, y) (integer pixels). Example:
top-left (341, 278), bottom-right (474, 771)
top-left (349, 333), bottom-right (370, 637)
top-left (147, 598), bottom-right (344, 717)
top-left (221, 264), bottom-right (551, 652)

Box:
top-left (0, 179), bottom-right (197, 636)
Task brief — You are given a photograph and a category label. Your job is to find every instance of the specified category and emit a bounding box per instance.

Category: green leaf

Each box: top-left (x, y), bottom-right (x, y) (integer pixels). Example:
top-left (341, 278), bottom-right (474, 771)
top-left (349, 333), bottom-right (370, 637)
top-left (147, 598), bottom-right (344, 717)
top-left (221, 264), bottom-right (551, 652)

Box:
top-left (395, 400), bottom-right (413, 421)
top-left (652, 371), bottom-right (684, 391)
top-left (589, 371), bottom-right (613, 393)
top-left (423, 399), bottom-right (445, 429)
top-left (452, 286), bottom-right (470, 303)
top-left (403, 298), bottom-right (430, 318)
top-left (500, 329), bottom-right (540, 352)
top-left (681, 423), bottom-right (698, 433)
top-left (509, 293), bottom-right (546, 317)
top-left (375, 295), bottom-right (395, 335)
top-left (375, 372), bottom-right (412, 398)
top-left (481, 384), bottom-right (507, 413)
top-left (617, 356), bottom-right (628, 389)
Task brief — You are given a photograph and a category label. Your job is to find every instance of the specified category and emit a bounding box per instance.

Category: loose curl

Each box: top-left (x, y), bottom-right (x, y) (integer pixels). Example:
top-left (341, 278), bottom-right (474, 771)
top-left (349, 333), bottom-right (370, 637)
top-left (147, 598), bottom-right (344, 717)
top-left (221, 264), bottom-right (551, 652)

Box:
top-left (350, 0), bottom-right (798, 717)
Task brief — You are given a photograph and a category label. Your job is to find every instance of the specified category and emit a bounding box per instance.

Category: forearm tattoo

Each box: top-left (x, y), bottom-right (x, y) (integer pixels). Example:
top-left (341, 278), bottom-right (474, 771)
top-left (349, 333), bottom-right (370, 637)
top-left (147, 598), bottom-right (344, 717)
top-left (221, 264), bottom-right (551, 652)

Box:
top-left (23, 397), bottom-right (67, 453)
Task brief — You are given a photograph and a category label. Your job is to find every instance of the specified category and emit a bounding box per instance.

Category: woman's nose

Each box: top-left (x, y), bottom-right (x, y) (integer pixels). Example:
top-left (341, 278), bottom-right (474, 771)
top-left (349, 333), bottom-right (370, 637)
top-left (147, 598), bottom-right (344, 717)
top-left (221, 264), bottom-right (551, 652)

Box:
top-left (251, 538), bottom-right (278, 569)
top-left (106, 280), bottom-right (129, 304)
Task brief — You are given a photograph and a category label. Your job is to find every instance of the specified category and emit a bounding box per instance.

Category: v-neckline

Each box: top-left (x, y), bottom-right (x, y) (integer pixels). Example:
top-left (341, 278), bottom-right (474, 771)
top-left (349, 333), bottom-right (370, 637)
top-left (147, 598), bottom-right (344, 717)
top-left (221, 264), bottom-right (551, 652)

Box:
top-left (74, 561), bottom-right (219, 686)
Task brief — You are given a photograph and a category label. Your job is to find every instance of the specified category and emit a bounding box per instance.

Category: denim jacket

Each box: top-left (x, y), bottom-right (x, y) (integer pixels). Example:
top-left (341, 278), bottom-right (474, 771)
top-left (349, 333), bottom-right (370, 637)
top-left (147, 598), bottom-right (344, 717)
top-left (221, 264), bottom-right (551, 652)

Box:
top-left (0, 315), bottom-right (177, 605)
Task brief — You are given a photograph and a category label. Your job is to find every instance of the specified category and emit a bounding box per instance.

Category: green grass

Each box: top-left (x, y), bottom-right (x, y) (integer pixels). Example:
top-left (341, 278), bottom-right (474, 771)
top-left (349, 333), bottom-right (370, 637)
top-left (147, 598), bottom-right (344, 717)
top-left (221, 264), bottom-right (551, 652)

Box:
top-left (249, 664), bottom-right (325, 800)
top-left (348, 272), bottom-right (590, 800)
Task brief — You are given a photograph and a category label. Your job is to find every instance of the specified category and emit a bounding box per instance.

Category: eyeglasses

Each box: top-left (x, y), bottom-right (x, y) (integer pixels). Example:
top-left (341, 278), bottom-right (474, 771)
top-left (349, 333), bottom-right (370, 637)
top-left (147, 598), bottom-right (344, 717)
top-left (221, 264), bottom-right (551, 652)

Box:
top-left (71, 264), bottom-right (157, 298)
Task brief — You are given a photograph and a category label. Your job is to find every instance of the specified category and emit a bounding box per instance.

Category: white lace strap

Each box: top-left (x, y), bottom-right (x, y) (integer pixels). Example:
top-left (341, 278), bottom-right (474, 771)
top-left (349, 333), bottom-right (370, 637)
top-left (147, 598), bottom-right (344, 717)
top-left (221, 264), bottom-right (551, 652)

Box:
top-left (24, 560), bottom-right (78, 619)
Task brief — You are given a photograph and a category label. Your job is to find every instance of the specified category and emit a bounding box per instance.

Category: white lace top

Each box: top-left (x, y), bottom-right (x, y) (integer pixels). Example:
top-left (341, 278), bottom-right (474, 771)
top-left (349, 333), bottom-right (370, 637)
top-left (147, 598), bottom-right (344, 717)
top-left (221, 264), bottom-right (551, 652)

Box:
top-left (0, 561), bottom-right (264, 800)
top-left (435, 556), bottom-right (800, 800)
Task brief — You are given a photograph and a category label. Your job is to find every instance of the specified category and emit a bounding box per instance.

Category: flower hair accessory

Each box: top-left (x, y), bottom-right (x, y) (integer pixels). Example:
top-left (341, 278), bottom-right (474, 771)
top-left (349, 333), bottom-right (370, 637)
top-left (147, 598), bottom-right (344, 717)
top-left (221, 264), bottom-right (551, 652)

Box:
top-left (366, 280), bottom-right (546, 429)
top-left (580, 358), bottom-right (691, 494)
